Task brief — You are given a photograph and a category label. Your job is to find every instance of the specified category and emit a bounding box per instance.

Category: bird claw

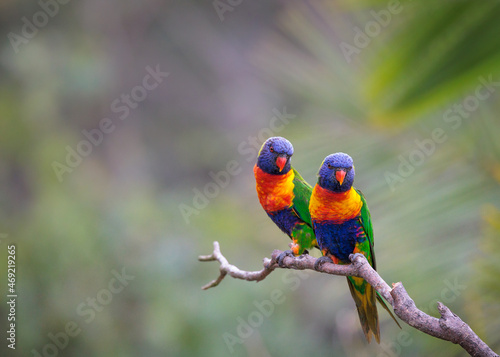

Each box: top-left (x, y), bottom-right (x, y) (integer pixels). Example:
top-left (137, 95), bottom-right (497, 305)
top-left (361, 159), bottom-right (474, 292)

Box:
top-left (314, 256), bottom-right (334, 271)
top-left (277, 250), bottom-right (294, 267)
top-left (349, 253), bottom-right (365, 263)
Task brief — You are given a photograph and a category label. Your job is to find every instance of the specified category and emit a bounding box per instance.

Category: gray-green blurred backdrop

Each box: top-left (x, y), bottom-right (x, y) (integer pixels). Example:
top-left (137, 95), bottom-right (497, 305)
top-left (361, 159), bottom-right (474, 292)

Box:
top-left (1, 1), bottom-right (500, 356)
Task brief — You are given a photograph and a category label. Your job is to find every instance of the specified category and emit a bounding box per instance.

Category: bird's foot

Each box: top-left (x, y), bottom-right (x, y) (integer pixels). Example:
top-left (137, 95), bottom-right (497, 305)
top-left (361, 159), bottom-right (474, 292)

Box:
top-left (349, 253), bottom-right (365, 263)
top-left (314, 256), bottom-right (334, 271)
top-left (277, 250), bottom-right (294, 268)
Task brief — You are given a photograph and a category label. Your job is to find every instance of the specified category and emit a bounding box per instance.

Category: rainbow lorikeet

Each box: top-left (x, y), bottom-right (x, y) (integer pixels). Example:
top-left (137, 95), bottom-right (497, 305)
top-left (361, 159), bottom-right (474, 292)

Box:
top-left (254, 137), bottom-right (318, 264)
top-left (309, 153), bottom-right (400, 343)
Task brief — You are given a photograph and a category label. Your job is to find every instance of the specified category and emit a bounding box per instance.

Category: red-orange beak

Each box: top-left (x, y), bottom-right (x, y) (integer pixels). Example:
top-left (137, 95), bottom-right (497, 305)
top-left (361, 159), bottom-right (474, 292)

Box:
top-left (276, 155), bottom-right (287, 172)
top-left (335, 169), bottom-right (346, 186)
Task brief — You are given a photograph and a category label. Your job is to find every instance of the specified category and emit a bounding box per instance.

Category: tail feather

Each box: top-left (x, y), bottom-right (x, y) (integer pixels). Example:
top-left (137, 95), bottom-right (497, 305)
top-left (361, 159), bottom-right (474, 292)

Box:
top-left (347, 277), bottom-right (380, 343)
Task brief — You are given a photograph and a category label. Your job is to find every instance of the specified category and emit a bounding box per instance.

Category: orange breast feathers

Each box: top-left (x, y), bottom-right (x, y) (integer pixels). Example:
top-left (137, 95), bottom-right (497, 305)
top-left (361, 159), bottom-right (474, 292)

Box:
top-left (309, 185), bottom-right (363, 223)
top-left (254, 165), bottom-right (295, 212)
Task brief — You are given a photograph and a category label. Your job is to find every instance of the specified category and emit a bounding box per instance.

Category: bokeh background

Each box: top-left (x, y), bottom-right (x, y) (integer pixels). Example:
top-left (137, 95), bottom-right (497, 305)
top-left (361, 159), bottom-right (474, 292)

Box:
top-left (1, 1), bottom-right (500, 356)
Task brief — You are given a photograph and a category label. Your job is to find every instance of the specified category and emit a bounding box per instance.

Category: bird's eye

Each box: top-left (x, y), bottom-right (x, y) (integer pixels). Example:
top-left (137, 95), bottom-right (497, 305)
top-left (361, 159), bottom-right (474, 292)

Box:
top-left (269, 146), bottom-right (274, 153)
top-left (327, 164), bottom-right (333, 169)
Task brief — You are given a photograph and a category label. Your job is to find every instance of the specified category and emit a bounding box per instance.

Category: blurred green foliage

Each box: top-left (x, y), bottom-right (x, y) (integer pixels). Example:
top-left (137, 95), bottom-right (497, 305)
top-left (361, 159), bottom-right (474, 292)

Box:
top-left (0, 1), bottom-right (499, 356)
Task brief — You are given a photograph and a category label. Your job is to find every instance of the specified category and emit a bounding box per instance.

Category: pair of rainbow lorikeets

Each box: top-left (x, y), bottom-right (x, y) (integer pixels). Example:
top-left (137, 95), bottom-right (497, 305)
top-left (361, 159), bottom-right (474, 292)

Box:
top-left (254, 136), bottom-right (400, 343)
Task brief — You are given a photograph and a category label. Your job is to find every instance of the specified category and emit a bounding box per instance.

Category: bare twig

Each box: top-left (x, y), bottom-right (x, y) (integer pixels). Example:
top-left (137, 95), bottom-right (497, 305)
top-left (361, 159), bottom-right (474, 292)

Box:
top-left (199, 242), bottom-right (498, 357)
top-left (198, 241), bottom-right (276, 290)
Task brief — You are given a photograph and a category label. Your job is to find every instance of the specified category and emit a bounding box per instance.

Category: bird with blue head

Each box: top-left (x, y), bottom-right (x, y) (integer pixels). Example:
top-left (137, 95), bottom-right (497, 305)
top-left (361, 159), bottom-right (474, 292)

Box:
top-left (310, 152), bottom-right (400, 343)
top-left (254, 137), bottom-right (318, 265)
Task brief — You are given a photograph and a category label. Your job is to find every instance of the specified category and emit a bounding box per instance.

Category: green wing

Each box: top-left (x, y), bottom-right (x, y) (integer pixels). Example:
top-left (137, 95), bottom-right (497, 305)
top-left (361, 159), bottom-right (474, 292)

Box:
top-left (356, 188), bottom-right (375, 268)
top-left (291, 167), bottom-right (313, 227)
top-left (356, 188), bottom-right (401, 329)
top-left (288, 167), bottom-right (317, 254)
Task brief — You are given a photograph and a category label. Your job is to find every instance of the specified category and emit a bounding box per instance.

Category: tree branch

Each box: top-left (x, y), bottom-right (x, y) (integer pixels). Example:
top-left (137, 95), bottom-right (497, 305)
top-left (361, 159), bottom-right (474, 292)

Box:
top-left (198, 241), bottom-right (276, 290)
top-left (391, 283), bottom-right (496, 357)
top-left (199, 241), bottom-right (498, 357)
